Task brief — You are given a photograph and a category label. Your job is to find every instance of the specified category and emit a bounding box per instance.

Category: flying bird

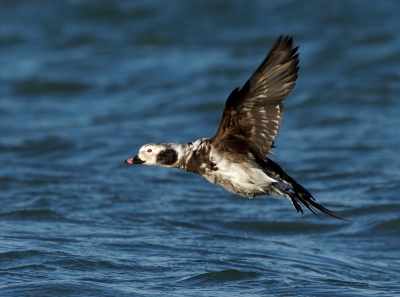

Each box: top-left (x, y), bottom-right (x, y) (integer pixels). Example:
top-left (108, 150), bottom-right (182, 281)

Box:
top-left (125, 35), bottom-right (344, 220)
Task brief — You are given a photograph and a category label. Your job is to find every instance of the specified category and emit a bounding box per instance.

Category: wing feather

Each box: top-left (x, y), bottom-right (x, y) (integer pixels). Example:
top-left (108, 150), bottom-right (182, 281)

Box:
top-left (212, 35), bottom-right (299, 158)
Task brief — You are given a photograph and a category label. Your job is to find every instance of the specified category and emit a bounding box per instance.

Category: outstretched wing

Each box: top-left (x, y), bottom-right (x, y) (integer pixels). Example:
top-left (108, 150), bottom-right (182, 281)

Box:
top-left (212, 35), bottom-right (299, 158)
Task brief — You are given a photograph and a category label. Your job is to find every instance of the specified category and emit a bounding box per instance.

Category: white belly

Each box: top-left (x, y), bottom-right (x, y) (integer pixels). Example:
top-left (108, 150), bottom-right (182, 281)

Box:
top-left (204, 156), bottom-right (277, 197)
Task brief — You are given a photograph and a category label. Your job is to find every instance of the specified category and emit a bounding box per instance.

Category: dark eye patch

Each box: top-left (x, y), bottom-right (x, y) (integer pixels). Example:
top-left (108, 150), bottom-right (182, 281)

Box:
top-left (156, 148), bottom-right (178, 165)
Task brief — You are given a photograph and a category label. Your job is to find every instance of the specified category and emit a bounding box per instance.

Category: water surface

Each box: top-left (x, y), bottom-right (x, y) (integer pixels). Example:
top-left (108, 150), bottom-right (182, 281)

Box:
top-left (1, 1), bottom-right (400, 296)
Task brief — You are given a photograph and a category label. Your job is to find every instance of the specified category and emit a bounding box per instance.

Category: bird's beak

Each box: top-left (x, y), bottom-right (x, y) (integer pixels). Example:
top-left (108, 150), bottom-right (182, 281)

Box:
top-left (125, 156), bottom-right (145, 164)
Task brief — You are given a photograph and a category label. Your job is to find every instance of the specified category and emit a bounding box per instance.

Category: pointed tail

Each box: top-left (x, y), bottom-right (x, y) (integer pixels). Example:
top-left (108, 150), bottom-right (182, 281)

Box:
top-left (261, 156), bottom-right (349, 221)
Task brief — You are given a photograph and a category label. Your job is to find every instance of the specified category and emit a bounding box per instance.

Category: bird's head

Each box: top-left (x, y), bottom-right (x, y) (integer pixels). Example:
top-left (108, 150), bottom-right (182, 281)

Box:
top-left (125, 143), bottom-right (179, 167)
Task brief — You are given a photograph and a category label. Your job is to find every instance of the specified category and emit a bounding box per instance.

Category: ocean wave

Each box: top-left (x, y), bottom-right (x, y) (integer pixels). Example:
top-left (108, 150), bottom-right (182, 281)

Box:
top-left (179, 269), bottom-right (262, 286)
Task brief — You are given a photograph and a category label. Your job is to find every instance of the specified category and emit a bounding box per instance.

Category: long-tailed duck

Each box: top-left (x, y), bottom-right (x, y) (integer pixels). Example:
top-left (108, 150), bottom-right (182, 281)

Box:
top-left (126, 35), bottom-right (344, 220)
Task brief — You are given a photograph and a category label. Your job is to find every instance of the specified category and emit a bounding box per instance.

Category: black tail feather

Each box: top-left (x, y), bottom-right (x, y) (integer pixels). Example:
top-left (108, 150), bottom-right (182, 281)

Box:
top-left (289, 191), bottom-right (349, 221)
top-left (258, 156), bottom-right (349, 221)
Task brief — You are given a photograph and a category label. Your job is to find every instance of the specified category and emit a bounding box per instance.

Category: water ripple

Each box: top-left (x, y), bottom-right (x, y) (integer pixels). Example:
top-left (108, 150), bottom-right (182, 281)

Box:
top-left (1, 0), bottom-right (400, 296)
top-left (179, 269), bottom-right (262, 286)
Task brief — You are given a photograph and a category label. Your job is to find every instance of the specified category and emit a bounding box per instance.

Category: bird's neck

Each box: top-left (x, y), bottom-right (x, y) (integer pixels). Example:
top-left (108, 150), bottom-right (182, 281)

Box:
top-left (174, 138), bottom-right (212, 174)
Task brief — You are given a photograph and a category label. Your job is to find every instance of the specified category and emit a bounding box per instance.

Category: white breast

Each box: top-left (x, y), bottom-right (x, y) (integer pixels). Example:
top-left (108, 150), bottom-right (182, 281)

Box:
top-left (209, 151), bottom-right (277, 195)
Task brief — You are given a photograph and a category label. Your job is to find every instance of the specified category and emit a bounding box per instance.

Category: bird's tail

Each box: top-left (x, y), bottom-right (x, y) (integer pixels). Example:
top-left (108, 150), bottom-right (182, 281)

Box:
top-left (260, 157), bottom-right (348, 221)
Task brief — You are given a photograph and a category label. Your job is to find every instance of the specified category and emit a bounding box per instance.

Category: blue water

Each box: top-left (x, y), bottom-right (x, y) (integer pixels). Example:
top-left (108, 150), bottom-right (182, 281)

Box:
top-left (1, 1), bottom-right (400, 296)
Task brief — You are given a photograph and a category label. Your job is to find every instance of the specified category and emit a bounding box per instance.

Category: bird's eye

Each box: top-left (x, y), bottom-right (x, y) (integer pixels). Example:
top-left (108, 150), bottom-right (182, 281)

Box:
top-left (147, 149), bottom-right (152, 153)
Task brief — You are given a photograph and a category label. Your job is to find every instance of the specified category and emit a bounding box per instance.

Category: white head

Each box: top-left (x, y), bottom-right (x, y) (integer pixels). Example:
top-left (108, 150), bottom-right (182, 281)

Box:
top-left (125, 143), bottom-right (181, 167)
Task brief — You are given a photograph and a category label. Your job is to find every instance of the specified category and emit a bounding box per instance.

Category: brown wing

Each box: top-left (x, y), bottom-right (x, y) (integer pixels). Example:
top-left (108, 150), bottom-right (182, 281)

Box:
top-left (212, 35), bottom-right (299, 158)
